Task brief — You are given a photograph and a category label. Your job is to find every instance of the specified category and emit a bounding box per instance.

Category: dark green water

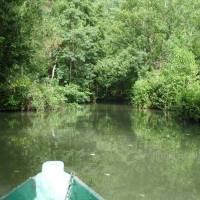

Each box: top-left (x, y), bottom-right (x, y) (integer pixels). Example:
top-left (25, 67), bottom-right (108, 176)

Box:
top-left (0, 104), bottom-right (200, 200)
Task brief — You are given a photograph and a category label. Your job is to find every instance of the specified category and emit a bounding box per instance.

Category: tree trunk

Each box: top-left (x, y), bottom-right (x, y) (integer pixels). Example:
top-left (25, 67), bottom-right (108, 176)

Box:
top-left (69, 61), bottom-right (72, 83)
top-left (51, 64), bottom-right (56, 79)
top-left (51, 57), bottom-right (57, 79)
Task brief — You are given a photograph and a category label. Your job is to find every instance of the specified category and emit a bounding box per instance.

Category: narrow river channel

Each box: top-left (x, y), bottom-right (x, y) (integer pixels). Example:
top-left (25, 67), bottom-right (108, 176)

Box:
top-left (0, 104), bottom-right (200, 200)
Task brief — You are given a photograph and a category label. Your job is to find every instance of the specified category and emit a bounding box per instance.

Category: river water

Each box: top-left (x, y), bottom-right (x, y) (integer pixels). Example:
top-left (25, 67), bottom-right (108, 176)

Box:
top-left (0, 104), bottom-right (200, 200)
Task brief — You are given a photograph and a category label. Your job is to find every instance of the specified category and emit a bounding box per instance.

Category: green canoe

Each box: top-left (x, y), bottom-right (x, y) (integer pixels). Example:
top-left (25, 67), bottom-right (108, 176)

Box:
top-left (0, 161), bottom-right (104, 200)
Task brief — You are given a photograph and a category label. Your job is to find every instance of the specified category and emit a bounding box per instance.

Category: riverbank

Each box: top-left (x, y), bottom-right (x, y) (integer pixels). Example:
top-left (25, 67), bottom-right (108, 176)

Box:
top-left (0, 101), bottom-right (199, 124)
top-left (132, 48), bottom-right (200, 122)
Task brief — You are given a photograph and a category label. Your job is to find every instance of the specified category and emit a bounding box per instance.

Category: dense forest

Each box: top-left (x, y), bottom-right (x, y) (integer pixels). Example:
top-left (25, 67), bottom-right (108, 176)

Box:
top-left (0, 0), bottom-right (200, 121)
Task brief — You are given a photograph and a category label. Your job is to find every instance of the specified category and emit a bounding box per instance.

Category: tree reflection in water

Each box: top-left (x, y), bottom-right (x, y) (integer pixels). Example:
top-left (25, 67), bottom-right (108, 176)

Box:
top-left (0, 105), bottom-right (200, 200)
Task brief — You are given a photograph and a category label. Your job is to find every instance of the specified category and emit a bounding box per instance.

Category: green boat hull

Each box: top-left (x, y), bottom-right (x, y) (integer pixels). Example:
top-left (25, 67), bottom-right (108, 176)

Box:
top-left (0, 179), bottom-right (36, 200)
top-left (0, 176), bottom-right (104, 200)
top-left (69, 177), bottom-right (103, 200)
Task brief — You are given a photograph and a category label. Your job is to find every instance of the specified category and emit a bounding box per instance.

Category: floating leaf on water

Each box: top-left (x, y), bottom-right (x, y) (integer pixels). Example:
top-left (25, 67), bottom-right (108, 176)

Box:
top-left (166, 134), bottom-right (170, 138)
top-left (139, 193), bottom-right (145, 197)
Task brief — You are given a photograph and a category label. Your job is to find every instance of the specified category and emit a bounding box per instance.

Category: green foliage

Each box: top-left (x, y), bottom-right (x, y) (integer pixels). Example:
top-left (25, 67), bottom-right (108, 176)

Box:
top-left (177, 81), bottom-right (200, 121)
top-left (94, 47), bottom-right (147, 100)
top-left (101, 0), bottom-right (200, 105)
top-left (30, 80), bottom-right (66, 111)
top-left (0, 76), bottom-right (65, 111)
top-left (95, 49), bottom-right (131, 88)
top-left (0, 0), bottom-right (103, 110)
top-left (0, 0), bottom-right (200, 121)
top-left (133, 47), bottom-right (199, 119)
top-left (64, 84), bottom-right (91, 104)
top-left (51, 0), bottom-right (104, 86)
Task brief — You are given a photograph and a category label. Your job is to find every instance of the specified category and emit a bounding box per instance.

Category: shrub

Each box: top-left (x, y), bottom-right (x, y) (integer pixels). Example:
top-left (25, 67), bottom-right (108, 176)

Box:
top-left (2, 76), bottom-right (33, 110)
top-left (64, 84), bottom-right (91, 104)
top-left (178, 80), bottom-right (200, 121)
top-left (0, 76), bottom-right (92, 111)
top-left (132, 78), bottom-right (151, 108)
top-left (132, 47), bottom-right (199, 117)
top-left (39, 81), bottom-right (66, 110)
top-left (26, 82), bottom-right (45, 111)
top-left (133, 71), bottom-right (186, 110)
top-left (1, 76), bottom-right (66, 111)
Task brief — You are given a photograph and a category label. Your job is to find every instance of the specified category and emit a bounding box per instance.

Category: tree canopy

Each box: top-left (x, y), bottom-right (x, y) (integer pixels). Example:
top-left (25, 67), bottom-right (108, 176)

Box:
top-left (0, 0), bottom-right (200, 120)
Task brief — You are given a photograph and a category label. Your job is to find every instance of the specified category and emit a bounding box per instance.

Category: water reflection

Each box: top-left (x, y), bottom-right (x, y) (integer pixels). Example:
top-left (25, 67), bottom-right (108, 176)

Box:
top-left (0, 105), bottom-right (200, 200)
